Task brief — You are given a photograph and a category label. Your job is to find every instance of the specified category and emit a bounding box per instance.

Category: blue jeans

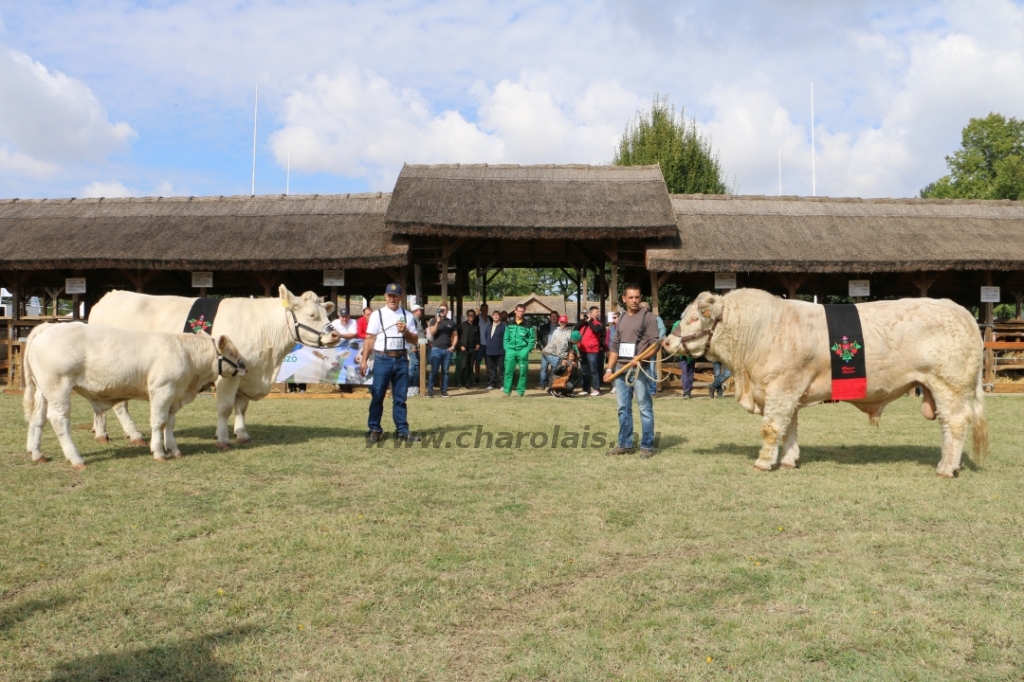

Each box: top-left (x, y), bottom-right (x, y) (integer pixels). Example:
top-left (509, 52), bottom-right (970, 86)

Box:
top-left (408, 349), bottom-right (419, 388)
top-left (540, 353), bottom-right (560, 388)
top-left (428, 347), bottom-right (452, 394)
top-left (582, 352), bottom-right (603, 392)
top-left (710, 361), bottom-right (732, 395)
top-left (680, 357), bottom-right (695, 394)
top-left (368, 352), bottom-right (410, 435)
top-left (614, 361), bottom-right (655, 450)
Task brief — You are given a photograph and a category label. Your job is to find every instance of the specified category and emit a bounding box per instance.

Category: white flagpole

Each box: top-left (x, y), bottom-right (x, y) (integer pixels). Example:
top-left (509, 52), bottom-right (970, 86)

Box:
top-left (251, 84), bottom-right (258, 196)
top-left (778, 148), bottom-right (782, 196)
top-left (810, 82), bottom-right (816, 197)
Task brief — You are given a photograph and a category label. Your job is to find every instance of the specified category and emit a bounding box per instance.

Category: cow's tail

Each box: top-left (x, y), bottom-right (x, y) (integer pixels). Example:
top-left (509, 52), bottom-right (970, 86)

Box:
top-left (971, 369), bottom-right (989, 465)
top-left (21, 323), bottom-right (48, 423)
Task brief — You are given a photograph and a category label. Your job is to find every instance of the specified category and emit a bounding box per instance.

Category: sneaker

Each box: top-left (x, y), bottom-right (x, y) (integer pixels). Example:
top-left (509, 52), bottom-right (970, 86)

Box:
top-left (427, 392), bottom-right (434, 398)
top-left (590, 389), bottom-right (600, 397)
top-left (639, 448), bottom-right (655, 459)
top-left (441, 392), bottom-right (450, 398)
top-left (486, 385), bottom-right (494, 391)
top-left (683, 392), bottom-right (691, 400)
top-left (610, 387), bottom-right (617, 394)
top-left (502, 392), bottom-right (511, 398)
top-left (709, 387), bottom-right (716, 399)
top-left (605, 446), bottom-right (635, 456)
top-left (396, 433), bottom-right (422, 443)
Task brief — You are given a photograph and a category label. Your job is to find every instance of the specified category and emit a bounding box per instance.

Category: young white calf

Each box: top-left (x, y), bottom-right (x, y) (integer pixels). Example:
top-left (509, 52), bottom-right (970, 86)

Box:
top-left (23, 323), bottom-right (246, 469)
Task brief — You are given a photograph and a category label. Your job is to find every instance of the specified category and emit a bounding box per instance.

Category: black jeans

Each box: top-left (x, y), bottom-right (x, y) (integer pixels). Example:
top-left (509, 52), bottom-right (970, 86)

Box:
top-left (486, 353), bottom-right (505, 388)
top-left (456, 349), bottom-right (477, 387)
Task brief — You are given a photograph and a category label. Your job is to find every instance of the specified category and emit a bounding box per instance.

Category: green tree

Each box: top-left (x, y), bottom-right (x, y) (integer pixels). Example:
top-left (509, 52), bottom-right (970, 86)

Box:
top-left (921, 113), bottom-right (1024, 200)
top-left (613, 95), bottom-right (729, 194)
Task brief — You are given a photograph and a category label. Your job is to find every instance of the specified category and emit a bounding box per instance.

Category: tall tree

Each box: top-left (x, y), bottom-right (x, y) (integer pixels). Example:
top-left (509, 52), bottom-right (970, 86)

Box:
top-left (921, 113), bottom-right (1024, 200)
top-left (613, 95), bottom-right (729, 194)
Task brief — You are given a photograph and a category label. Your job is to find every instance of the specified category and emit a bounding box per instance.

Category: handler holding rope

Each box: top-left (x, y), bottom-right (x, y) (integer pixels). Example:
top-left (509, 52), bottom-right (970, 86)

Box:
top-left (603, 284), bottom-right (662, 459)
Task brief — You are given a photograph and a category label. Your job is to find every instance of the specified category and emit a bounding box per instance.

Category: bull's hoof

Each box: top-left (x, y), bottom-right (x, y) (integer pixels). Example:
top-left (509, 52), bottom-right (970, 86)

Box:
top-left (235, 437), bottom-right (252, 445)
top-left (71, 463), bottom-right (87, 471)
top-left (172, 451), bottom-right (183, 459)
top-left (130, 438), bottom-right (147, 446)
top-left (753, 460), bottom-right (776, 472)
top-left (936, 470), bottom-right (958, 479)
top-left (95, 435), bottom-right (110, 444)
top-left (154, 455), bottom-right (167, 463)
top-left (779, 462), bottom-right (799, 469)
top-left (31, 454), bottom-right (49, 464)
top-left (216, 442), bottom-right (232, 451)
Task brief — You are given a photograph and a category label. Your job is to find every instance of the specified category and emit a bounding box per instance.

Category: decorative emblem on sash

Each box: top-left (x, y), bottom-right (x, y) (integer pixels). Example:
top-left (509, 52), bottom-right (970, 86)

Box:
top-left (823, 305), bottom-right (867, 400)
top-left (183, 298), bottom-right (222, 335)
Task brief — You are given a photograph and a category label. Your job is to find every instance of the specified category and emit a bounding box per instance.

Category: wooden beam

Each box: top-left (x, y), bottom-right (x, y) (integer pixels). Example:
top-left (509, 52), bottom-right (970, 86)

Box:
top-left (910, 271), bottom-right (940, 297)
top-left (609, 242), bottom-right (618, 313)
top-left (442, 237), bottom-right (468, 259)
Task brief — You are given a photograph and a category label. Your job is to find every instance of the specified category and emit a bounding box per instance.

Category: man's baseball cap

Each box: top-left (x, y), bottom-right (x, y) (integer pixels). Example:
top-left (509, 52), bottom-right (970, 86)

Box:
top-left (570, 331), bottom-right (582, 343)
top-left (385, 283), bottom-right (402, 295)
top-left (410, 304), bottom-right (423, 312)
top-left (338, 308), bottom-right (349, 316)
top-left (558, 315), bottom-right (568, 323)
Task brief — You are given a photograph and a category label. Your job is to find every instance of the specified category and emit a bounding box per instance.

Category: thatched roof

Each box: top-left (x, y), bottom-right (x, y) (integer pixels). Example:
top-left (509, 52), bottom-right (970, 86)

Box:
top-left (0, 193), bottom-right (407, 271)
top-left (385, 164), bottom-right (677, 239)
top-left (647, 195), bottom-right (1024, 273)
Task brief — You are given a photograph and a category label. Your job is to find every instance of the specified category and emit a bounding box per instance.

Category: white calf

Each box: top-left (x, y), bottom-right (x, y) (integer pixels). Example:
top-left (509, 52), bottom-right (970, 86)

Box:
top-left (23, 323), bottom-right (246, 469)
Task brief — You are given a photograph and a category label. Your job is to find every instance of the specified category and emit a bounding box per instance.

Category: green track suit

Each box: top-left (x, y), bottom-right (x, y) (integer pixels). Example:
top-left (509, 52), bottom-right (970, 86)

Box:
top-left (503, 318), bottom-right (535, 395)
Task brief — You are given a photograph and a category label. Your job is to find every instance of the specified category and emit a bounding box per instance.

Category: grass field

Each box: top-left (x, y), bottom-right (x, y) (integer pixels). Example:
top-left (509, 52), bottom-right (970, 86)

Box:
top-left (2, 386), bottom-right (1024, 681)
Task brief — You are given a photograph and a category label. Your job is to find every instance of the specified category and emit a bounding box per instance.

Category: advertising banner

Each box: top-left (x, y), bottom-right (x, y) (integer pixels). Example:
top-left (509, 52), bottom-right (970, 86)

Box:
top-left (276, 339), bottom-right (373, 385)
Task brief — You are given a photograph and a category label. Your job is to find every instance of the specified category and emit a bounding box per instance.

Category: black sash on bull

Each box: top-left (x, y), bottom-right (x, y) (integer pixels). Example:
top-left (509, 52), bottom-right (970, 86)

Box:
top-left (823, 304), bottom-right (867, 400)
top-left (183, 298), bottom-right (222, 335)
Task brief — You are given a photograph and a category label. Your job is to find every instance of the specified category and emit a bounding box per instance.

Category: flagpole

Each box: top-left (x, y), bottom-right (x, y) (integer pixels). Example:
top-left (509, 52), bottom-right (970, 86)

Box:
top-left (251, 84), bottom-right (258, 196)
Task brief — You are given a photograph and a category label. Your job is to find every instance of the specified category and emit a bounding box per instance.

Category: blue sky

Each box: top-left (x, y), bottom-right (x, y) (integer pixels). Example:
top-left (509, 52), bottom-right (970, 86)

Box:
top-left (1, 0), bottom-right (1023, 199)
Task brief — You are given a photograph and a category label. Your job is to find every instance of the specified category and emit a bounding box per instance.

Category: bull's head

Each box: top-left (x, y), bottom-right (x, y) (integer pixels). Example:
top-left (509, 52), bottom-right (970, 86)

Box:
top-left (279, 285), bottom-right (341, 348)
top-left (662, 291), bottom-right (724, 358)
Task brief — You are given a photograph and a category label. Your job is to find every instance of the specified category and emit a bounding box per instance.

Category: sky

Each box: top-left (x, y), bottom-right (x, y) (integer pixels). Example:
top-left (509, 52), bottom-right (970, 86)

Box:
top-left (1, 0), bottom-right (1023, 200)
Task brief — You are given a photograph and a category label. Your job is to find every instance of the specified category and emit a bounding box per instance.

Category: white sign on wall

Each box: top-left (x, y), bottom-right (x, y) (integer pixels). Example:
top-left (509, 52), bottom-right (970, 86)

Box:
top-left (323, 270), bottom-right (345, 287)
top-left (848, 280), bottom-right (871, 298)
top-left (714, 272), bottom-right (737, 290)
top-left (191, 272), bottom-right (213, 288)
top-left (65, 277), bottom-right (87, 294)
top-left (981, 286), bottom-right (1001, 303)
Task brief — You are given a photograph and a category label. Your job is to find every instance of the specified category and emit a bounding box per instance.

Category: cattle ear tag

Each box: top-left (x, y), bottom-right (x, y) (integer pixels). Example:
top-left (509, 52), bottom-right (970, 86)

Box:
top-left (281, 298), bottom-right (290, 308)
top-left (702, 310), bottom-right (711, 318)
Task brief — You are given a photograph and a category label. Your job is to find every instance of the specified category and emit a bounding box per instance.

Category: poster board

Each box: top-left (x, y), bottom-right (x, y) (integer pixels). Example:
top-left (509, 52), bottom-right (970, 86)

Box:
top-left (981, 286), bottom-right (1001, 303)
top-left (714, 272), bottom-right (737, 290)
top-left (848, 280), bottom-right (870, 298)
top-left (192, 272), bottom-right (213, 288)
top-left (276, 339), bottom-right (373, 385)
top-left (323, 270), bottom-right (345, 287)
top-left (65, 277), bottom-right (87, 294)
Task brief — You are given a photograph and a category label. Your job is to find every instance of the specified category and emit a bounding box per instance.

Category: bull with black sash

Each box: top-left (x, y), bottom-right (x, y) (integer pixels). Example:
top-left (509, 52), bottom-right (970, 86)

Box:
top-left (603, 283), bottom-right (662, 459)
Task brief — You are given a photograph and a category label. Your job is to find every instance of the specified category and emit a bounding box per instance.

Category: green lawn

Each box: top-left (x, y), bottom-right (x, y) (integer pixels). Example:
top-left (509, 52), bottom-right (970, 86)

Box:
top-left (2, 389), bottom-right (1023, 681)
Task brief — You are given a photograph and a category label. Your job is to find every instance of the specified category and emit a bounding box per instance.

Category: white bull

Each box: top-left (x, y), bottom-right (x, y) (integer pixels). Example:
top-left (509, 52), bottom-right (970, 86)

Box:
top-left (23, 322), bottom-right (246, 469)
top-left (88, 285), bottom-right (339, 448)
top-left (662, 289), bottom-right (988, 478)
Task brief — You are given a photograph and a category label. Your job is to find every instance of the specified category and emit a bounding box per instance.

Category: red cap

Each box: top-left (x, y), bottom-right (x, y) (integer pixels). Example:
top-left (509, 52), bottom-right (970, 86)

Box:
top-left (558, 315), bottom-right (568, 323)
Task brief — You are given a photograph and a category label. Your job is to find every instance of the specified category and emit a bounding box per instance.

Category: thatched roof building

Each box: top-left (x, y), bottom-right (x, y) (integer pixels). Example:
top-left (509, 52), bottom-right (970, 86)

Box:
top-left (385, 164), bottom-right (677, 239)
top-left (0, 193), bottom-right (406, 271)
top-left (647, 195), bottom-right (1024, 273)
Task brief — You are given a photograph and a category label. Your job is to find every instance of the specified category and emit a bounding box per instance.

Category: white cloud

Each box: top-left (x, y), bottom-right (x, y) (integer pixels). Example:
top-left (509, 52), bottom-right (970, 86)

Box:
top-left (79, 181), bottom-right (135, 198)
top-left (0, 47), bottom-right (135, 170)
top-left (270, 67), bottom-right (644, 189)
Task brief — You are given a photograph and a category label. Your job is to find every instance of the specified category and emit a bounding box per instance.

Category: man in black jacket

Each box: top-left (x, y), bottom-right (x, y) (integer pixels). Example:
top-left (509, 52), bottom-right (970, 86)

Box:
top-left (455, 309), bottom-right (481, 390)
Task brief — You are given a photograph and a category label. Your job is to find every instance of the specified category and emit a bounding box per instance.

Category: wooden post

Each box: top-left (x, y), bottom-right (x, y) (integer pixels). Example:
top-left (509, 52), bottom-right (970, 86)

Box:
top-left (345, 294), bottom-right (351, 314)
top-left (609, 241), bottom-right (619, 313)
top-left (419, 333), bottom-right (428, 398)
top-left (575, 267), bottom-right (583, 322)
top-left (984, 270), bottom-right (995, 389)
top-left (441, 261), bottom-right (449, 310)
top-left (72, 294), bottom-right (80, 320)
top-left (199, 287), bottom-right (207, 298)
top-left (11, 280), bottom-right (20, 387)
top-left (650, 269), bottom-right (661, 394)
top-left (330, 286), bottom-right (338, 312)
top-left (599, 268), bottom-right (606, 324)
top-left (1013, 291), bottom-right (1022, 320)
top-left (581, 265), bottom-right (588, 318)
top-left (455, 267), bottom-right (464, 322)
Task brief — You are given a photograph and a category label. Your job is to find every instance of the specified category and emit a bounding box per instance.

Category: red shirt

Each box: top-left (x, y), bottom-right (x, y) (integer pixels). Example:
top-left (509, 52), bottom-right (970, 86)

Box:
top-left (356, 315), bottom-right (369, 339)
top-left (579, 321), bottom-right (600, 353)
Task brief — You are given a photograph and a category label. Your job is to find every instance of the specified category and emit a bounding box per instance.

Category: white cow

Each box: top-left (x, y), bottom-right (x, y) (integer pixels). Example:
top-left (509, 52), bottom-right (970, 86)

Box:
top-left (23, 322), bottom-right (247, 469)
top-left (662, 289), bottom-right (988, 477)
top-left (88, 285), bottom-right (339, 448)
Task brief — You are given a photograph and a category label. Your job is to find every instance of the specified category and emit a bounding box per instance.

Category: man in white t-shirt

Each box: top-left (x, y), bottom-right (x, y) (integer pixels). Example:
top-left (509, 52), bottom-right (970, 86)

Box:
top-left (329, 308), bottom-right (358, 339)
top-left (359, 283), bottom-right (421, 443)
